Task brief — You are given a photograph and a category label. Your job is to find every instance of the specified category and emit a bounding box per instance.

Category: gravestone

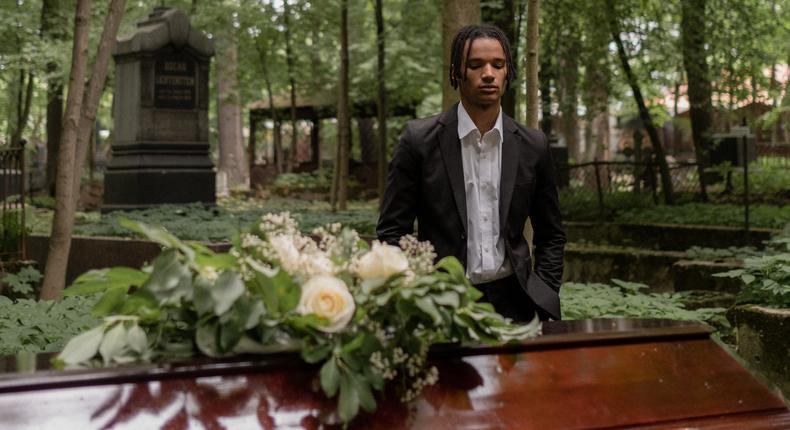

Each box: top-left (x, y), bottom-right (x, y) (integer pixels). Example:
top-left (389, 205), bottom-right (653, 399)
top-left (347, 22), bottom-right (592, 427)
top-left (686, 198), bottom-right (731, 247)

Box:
top-left (102, 7), bottom-right (215, 212)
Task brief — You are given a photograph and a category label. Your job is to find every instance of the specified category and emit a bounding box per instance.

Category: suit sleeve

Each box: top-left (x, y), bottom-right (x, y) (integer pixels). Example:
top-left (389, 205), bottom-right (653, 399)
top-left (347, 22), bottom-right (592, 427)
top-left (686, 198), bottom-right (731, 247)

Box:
top-left (529, 131), bottom-right (567, 292)
top-left (376, 125), bottom-right (420, 246)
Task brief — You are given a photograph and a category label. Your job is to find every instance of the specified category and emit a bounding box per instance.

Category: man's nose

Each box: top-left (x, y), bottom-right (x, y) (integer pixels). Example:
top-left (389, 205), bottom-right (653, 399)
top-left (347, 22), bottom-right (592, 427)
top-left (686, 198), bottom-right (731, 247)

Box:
top-left (482, 64), bottom-right (495, 81)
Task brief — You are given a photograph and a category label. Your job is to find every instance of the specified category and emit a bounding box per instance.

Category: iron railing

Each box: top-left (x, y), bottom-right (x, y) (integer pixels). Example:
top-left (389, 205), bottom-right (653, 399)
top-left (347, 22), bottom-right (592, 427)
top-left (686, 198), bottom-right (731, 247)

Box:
top-left (1, 141), bottom-right (26, 261)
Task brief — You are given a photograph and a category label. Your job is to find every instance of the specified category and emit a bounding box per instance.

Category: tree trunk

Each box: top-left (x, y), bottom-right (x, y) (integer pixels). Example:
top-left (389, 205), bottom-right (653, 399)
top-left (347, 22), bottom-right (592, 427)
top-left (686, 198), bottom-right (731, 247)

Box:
top-left (441, 0), bottom-right (480, 110)
top-left (72, 0), bottom-right (126, 203)
top-left (42, 0), bottom-right (65, 197)
top-left (525, 0), bottom-right (540, 128)
top-left (358, 118), bottom-right (376, 164)
top-left (10, 71), bottom-right (34, 147)
top-left (254, 37), bottom-right (282, 174)
top-left (335, 0), bottom-right (351, 211)
top-left (283, 0), bottom-right (298, 172)
top-left (608, 3), bottom-right (674, 205)
top-left (216, 34), bottom-right (249, 188)
top-left (557, 33), bottom-right (580, 161)
top-left (40, 0), bottom-right (92, 300)
top-left (681, 0), bottom-right (712, 201)
top-left (375, 0), bottom-right (387, 203)
top-left (482, 0), bottom-right (517, 118)
top-left (538, 36), bottom-right (554, 136)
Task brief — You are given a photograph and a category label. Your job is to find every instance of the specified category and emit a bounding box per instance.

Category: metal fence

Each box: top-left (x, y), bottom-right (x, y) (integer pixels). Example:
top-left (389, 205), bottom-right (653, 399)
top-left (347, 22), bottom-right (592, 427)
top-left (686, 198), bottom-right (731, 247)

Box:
top-left (555, 160), bottom-right (702, 218)
top-left (756, 143), bottom-right (790, 167)
top-left (1, 141), bottom-right (26, 261)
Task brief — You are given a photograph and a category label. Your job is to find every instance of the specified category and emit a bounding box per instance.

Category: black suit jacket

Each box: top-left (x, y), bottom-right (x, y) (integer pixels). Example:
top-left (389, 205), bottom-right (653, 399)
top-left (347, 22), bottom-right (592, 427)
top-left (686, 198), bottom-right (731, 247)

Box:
top-left (377, 103), bottom-right (566, 319)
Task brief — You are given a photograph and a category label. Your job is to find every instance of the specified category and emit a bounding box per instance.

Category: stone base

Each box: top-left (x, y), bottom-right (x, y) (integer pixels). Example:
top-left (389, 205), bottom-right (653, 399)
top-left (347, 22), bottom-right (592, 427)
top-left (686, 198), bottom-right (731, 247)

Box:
top-left (728, 305), bottom-right (790, 400)
top-left (102, 168), bottom-right (215, 212)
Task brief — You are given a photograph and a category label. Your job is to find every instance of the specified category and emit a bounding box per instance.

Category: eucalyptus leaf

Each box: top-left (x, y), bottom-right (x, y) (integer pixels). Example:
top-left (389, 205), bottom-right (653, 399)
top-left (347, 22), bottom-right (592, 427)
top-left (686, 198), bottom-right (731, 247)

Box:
top-left (99, 323), bottom-right (128, 365)
top-left (58, 325), bottom-right (104, 366)
top-left (126, 325), bottom-right (148, 354)
top-left (320, 358), bottom-right (340, 397)
top-left (65, 267), bottom-right (148, 297)
top-left (212, 271), bottom-right (245, 315)
top-left (91, 286), bottom-right (130, 317)
top-left (338, 373), bottom-right (359, 423)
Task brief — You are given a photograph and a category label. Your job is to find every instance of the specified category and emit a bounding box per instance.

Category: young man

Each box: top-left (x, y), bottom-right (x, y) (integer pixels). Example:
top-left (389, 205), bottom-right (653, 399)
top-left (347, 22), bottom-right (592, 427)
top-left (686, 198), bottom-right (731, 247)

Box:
top-left (377, 25), bottom-right (566, 322)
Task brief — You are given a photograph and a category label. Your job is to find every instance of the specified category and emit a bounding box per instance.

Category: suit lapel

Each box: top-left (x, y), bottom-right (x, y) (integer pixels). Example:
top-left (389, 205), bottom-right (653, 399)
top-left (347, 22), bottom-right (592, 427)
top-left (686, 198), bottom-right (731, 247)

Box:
top-left (438, 105), bottom-right (467, 235)
top-left (499, 116), bottom-right (519, 230)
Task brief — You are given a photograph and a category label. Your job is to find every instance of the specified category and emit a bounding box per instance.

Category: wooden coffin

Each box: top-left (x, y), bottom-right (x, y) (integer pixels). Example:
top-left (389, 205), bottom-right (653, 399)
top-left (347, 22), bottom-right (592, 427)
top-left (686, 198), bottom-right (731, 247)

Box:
top-left (0, 318), bottom-right (787, 429)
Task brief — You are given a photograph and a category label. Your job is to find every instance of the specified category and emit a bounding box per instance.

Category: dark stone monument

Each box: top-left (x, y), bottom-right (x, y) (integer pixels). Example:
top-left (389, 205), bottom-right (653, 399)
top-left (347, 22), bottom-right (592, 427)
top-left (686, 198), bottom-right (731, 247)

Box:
top-left (102, 7), bottom-right (215, 212)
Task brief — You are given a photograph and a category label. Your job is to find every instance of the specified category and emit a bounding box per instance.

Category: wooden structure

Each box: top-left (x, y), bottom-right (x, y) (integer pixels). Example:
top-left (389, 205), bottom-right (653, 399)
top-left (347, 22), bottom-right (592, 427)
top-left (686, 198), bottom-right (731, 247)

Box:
top-left (0, 319), bottom-right (788, 429)
top-left (246, 91), bottom-right (418, 173)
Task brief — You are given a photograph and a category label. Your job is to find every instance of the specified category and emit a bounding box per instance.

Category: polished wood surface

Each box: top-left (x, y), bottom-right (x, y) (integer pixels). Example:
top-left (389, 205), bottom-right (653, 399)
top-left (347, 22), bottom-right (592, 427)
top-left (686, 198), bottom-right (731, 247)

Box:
top-left (0, 319), bottom-right (787, 429)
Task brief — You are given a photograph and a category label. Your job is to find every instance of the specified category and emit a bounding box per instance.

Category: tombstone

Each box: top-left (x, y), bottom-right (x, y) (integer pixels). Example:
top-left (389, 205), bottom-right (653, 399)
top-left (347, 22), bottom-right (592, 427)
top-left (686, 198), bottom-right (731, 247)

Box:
top-left (102, 7), bottom-right (215, 212)
top-left (710, 127), bottom-right (757, 167)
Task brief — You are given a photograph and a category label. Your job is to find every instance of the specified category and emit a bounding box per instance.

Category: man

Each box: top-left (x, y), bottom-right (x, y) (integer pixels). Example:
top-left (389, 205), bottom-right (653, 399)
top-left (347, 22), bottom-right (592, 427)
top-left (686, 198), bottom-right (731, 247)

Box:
top-left (377, 24), bottom-right (566, 322)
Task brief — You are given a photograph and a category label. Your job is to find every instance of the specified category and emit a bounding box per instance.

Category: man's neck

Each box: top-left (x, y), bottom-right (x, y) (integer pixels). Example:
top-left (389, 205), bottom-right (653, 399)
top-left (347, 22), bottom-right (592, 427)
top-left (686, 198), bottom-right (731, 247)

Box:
top-left (460, 100), bottom-right (500, 134)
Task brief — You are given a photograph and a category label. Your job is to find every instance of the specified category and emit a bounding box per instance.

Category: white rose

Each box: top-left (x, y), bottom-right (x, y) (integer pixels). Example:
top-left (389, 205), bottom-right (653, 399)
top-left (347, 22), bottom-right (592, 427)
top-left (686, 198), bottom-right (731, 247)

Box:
top-left (297, 275), bottom-right (355, 333)
top-left (355, 242), bottom-right (409, 281)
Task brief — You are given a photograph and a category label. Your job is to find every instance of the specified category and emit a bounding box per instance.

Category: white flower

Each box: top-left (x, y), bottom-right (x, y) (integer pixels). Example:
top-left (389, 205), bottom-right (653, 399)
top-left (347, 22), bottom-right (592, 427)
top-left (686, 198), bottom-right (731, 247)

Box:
top-left (297, 275), bottom-right (355, 333)
top-left (301, 253), bottom-right (336, 277)
top-left (269, 234), bottom-right (301, 274)
top-left (355, 242), bottom-right (409, 281)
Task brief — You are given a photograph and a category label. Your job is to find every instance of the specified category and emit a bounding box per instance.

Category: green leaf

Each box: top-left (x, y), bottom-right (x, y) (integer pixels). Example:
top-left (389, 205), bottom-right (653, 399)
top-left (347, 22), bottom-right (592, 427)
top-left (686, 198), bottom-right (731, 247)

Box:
top-left (212, 271), bottom-right (245, 315)
top-left (195, 320), bottom-right (221, 358)
top-left (435, 257), bottom-right (467, 282)
top-left (98, 323), bottom-right (128, 365)
top-left (415, 296), bottom-right (442, 324)
top-left (119, 291), bottom-right (160, 320)
top-left (193, 277), bottom-right (214, 315)
top-left (301, 342), bottom-right (332, 363)
top-left (250, 272), bottom-right (279, 315)
top-left (143, 249), bottom-right (192, 304)
top-left (195, 252), bottom-right (237, 270)
top-left (271, 269), bottom-right (300, 313)
top-left (320, 358), bottom-right (341, 397)
top-left (338, 373), bottom-right (360, 423)
top-left (57, 325), bottom-right (104, 366)
top-left (118, 218), bottom-right (195, 261)
top-left (91, 286), bottom-right (130, 317)
top-left (126, 325), bottom-right (148, 354)
top-left (65, 267), bottom-right (148, 296)
top-left (432, 291), bottom-right (460, 308)
top-left (341, 333), bottom-right (366, 354)
top-left (741, 274), bottom-right (756, 284)
top-left (352, 373), bottom-right (377, 413)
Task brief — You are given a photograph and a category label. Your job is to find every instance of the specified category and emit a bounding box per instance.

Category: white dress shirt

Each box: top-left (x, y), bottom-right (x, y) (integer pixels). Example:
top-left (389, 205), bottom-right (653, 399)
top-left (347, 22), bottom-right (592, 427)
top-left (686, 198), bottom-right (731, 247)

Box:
top-left (457, 102), bottom-right (512, 284)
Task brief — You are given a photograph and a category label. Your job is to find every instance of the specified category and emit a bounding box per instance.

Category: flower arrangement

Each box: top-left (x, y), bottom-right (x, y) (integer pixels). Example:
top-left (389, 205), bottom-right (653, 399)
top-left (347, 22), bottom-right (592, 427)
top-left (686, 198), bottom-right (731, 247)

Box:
top-left (56, 213), bottom-right (540, 423)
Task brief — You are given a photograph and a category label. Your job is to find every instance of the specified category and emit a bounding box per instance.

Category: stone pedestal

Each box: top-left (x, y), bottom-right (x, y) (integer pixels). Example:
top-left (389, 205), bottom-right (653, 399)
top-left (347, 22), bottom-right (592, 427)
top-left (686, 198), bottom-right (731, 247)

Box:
top-left (103, 7), bottom-right (215, 212)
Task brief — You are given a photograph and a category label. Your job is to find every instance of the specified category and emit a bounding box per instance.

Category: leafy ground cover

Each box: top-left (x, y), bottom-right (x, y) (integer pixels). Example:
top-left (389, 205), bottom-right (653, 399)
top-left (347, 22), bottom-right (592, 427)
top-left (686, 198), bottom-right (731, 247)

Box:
top-left (615, 203), bottom-right (790, 229)
top-left (0, 296), bottom-right (99, 356)
top-left (28, 197), bottom-right (379, 242)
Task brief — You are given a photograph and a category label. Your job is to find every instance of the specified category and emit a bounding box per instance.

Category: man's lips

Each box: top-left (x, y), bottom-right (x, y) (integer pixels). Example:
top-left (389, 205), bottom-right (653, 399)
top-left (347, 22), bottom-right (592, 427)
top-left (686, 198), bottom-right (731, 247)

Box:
top-left (479, 85), bottom-right (499, 93)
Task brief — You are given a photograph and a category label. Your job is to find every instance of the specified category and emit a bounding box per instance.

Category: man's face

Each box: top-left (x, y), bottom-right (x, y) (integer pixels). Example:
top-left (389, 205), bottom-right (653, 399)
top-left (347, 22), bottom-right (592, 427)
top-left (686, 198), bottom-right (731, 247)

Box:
top-left (458, 37), bottom-right (507, 108)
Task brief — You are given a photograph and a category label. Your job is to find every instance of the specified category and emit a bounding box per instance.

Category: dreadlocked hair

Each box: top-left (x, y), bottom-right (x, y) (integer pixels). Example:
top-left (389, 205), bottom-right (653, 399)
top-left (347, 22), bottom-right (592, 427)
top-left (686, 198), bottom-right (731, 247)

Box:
top-left (449, 24), bottom-right (516, 90)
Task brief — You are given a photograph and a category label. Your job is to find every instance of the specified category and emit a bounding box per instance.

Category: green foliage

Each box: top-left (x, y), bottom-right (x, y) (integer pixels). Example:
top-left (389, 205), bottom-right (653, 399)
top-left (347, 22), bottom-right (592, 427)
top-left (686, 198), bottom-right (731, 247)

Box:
top-left (1, 265), bottom-right (42, 299)
top-left (715, 254), bottom-right (790, 308)
top-left (0, 295), bottom-right (100, 357)
top-left (685, 245), bottom-right (762, 261)
top-left (615, 203), bottom-right (790, 229)
top-left (560, 279), bottom-right (726, 323)
top-left (30, 198), bottom-right (379, 242)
